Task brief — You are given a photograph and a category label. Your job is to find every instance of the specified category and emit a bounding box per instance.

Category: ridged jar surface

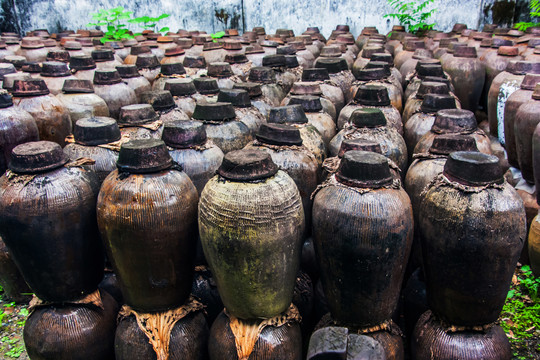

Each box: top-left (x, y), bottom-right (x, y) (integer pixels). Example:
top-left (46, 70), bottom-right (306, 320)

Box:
top-left (94, 83), bottom-right (137, 119)
top-left (414, 130), bottom-right (492, 157)
top-left (97, 169), bottom-right (199, 311)
top-left (63, 144), bottom-right (118, 185)
top-left (419, 181), bottom-right (526, 325)
top-left (199, 171), bottom-right (304, 319)
top-left (337, 103), bottom-right (403, 134)
top-left (56, 93), bottom-right (110, 126)
top-left (312, 185), bottom-right (413, 327)
top-left (443, 56), bottom-right (485, 112)
top-left (0, 167), bottom-right (102, 302)
top-left (404, 113), bottom-right (438, 161)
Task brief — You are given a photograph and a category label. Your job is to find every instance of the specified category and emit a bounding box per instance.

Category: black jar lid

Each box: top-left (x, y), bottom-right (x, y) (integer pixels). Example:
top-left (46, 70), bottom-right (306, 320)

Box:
top-left (116, 139), bottom-right (173, 174)
top-left (69, 55), bottom-right (96, 70)
top-left (365, 61), bottom-right (391, 75)
top-left (520, 73), bottom-right (540, 90)
top-left (193, 78), bottom-right (220, 95)
top-left (140, 90), bottom-right (176, 111)
top-left (115, 65), bottom-right (139, 78)
top-left (118, 104), bottom-right (159, 125)
top-left (290, 82), bottom-right (322, 96)
top-left (11, 79), bottom-right (50, 97)
top-left (161, 62), bottom-right (186, 76)
top-left (256, 123), bottom-right (303, 146)
top-left (370, 53), bottom-right (394, 66)
top-left (73, 116), bottom-right (121, 145)
top-left (20, 62), bottom-right (41, 73)
top-left (62, 79), bottom-right (94, 93)
top-left (91, 48), bottom-right (114, 62)
top-left (508, 60), bottom-right (540, 75)
top-left (183, 55), bottom-right (206, 69)
top-left (217, 149), bottom-right (278, 181)
top-left (356, 67), bottom-right (388, 81)
top-left (0, 91), bottom-right (13, 108)
top-left (217, 89), bottom-right (251, 107)
top-left (4, 56), bottom-right (26, 70)
top-left (0, 63), bottom-right (16, 80)
top-left (420, 94), bottom-right (456, 113)
top-left (429, 134), bottom-right (478, 155)
top-left (94, 69), bottom-right (124, 85)
top-left (336, 150), bottom-right (393, 188)
top-left (354, 85), bottom-right (391, 106)
top-left (417, 64), bottom-right (444, 78)
top-left (361, 45), bottom-right (385, 59)
top-left (225, 53), bottom-right (249, 64)
top-left (289, 95), bottom-right (323, 113)
top-left (46, 50), bottom-right (70, 63)
top-left (491, 38), bottom-right (513, 48)
top-left (192, 102), bottom-right (236, 121)
top-left (350, 108), bottom-right (387, 128)
top-left (453, 46), bottom-right (477, 58)
top-left (416, 81), bottom-right (449, 99)
top-left (314, 58), bottom-right (348, 74)
top-left (432, 109), bottom-right (477, 133)
top-left (268, 105), bottom-right (308, 124)
top-left (207, 62), bottom-right (233, 78)
top-left (164, 78), bottom-right (196, 96)
top-left (40, 61), bottom-right (71, 77)
top-left (162, 120), bottom-right (207, 148)
top-left (262, 54), bottom-right (287, 68)
top-left (130, 45), bottom-right (151, 56)
top-left (302, 68), bottom-right (330, 81)
top-left (233, 82), bottom-right (262, 98)
top-left (285, 55), bottom-right (299, 68)
top-left (404, 40), bottom-right (426, 52)
top-left (443, 151), bottom-right (503, 186)
top-left (248, 66), bottom-right (277, 83)
top-left (338, 138), bottom-right (382, 158)
top-left (422, 76), bottom-right (452, 88)
top-left (136, 54), bottom-right (160, 69)
top-left (277, 45), bottom-right (296, 55)
top-left (9, 141), bottom-right (69, 174)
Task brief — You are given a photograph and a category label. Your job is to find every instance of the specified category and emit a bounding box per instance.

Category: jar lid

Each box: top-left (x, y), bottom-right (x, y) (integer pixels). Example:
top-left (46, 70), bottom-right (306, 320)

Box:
top-left (63, 41), bottom-right (82, 50)
top-left (361, 45), bottom-right (385, 59)
top-left (416, 81), bottom-right (450, 99)
top-left (261, 40), bottom-right (279, 48)
top-left (183, 55), bottom-right (206, 68)
top-left (69, 55), bottom-right (96, 70)
top-left (116, 64), bottom-right (140, 78)
top-left (136, 53), bottom-right (160, 69)
top-left (162, 120), bottom-right (207, 148)
top-left (365, 61), bottom-right (391, 75)
top-left (164, 78), bottom-right (196, 96)
top-left (248, 66), bottom-right (276, 83)
top-left (233, 82), bottom-right (262, 98)
top-left (116, 139), bottom-right (173, 174)
top-left (193, 77), bottom-right (219, 94)
top-left (277, 45), bottom-right (296, 55)
top-left (284, 55), bottom-right (299, 68)
top-left (356, 67), bottom-right (388, 81)
top-left (370, 53), bottom-right (394, 66)
top-left (217, 89), bottom-right (251, 107)
top-left (40, 61), bottom-right (71, 77)
top-left (207, 62), bottom-right (233, 77)
top-left (420, 94), bottom-right (457, 113)
top-left (336, 24), bottom-right (350, 32)
top-left (262, 54), bottom-right (287, 68)
top-left (118, 104), bottom-right (159, 126)
top-left (507, 60), bottom-right (540, 75)
top-left (290, 82), bottom-right (322, 96)
top-left (140, 90), bottom-right (176, 111)
top-left (528, 38), bottom-right (540, 48)
top-left (161, 62), bottom-right (186, 76)
top-left (532, 83), bottom-right (540, 100)
top-left (9, 141), bottom-right (68, 174)
top-left (2, 73), bottom-right (30, 91)
top-left (336, 151), bottom-right (393, 188)
top-left (403, 40), bottom-right (425, 52)
top-left (91, 48), bottom-right (114, 62)
top-left (497, 46), bottom-right (519, 56)
top-left (256, 123), bottom-right (303, 146)
top-left (354, 85), bottom-right (391, 106)
top-left (192, 35), bottom-right (207, 45)
top-left (432, 109), bottom-right (477, 134)
top-left (443, 151), bottom-right (503, 186)
top-left (268, 105), bottom-right (308, 124)
top-left (62, 79), bottom-right (94, 93)
top-left (520, 73), bottom-right (540, 90)
top-left (93, 69), bottom-right (122, 85)
top-left (192, 102), bottom-right (236, 121)
top-left (417, 64), bottom-right (444, 78)
top-left (11, 79), bottom-right (50, 96)
top-left (225, 53), bottom-right (248, 64)
top-left (245, 44), bottom-right (265, 54)
top-left (46, 50), bottom-right (70, 63)
top-left (20, 37), bottom-right (44, 49)
top-left (480, 39), bottom-right (493, 47)
top-left (338, 138), bottom-right (382, 158)
top-left (164, 46), bottom-right (185, 57)
top-left (350, 108), bottom-right (387, 128)
top-left (429, 134), bottom-right (478, 155)
top-left (412, 48), bottom-right (434, 59)
top-left (0, 91), bottom-right (13, 108)
top-left (289, 95), bottom-right (323, 113)
top-left (314, 58), bottom-right (348, 74)
top-left (483, 24), bottom-right (497, 33)
top-left (302, 68), bottom-right (330, 81)
top-left (130, 45), bottom-right (151, 56)
top-left (73, 116), bottom-right (121, 145)
top-left (452, 23), bottom-right (468, 33)
top-left (320, 46), bottom-right (342, 57)
top-left (0, 63), bottom-right (16, 80)
top-left (223, 39), bottom-right (242, 50)
top-left (20, 62), bottom-right (41, 73)
top-left (217, 149), bottom-right (278, 181)
top-left (253, 27), bottom-right (266, 35)
top-left (454, 46), bottom-right (477, 58)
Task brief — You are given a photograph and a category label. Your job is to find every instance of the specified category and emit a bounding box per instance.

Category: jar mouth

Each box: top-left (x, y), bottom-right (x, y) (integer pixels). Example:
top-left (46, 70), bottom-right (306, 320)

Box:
top-left (9, 141), bottom-right (69, 174)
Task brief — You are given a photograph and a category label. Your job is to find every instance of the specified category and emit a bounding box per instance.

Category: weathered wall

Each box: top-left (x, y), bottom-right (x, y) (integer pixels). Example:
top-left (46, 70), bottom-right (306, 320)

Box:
top-left (0, 0), bottom-right (530, 37)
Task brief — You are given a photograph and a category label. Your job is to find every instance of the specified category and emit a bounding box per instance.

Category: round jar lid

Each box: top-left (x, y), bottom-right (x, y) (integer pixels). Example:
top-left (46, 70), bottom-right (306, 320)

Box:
top-left (336, 150), bottom-right (393, 188)
top-left (443, 151), bottom-right (503, 186)
top-left (217, 149), bottom-right (279, 181)
top-left (268, 105), bottom-right (308, 124)
top-left (9, 141), bottom-right (68, 174)
top-left (255, 123), bottom-right (303, 146)
top-left (162, 120), bottom-right (207, 148)
top-left (73, 116), bottom-right (121, 145)
top-left (116, 139), bottom-right (173, 174)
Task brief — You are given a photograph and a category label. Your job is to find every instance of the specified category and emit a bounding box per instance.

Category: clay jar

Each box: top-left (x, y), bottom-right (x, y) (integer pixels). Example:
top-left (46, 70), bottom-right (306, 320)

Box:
top-left (282, 81), bottom-right (337, 122)
top-left (0, 92), bottom-right (39, 175)
top-left (505, 74), bottom-right (540, 168)
top-left (315, 57), bottom-right (356, 102)
top-left (247, 66), bottom-right (286, 106)
top-left (307, 327), bottom-right (387, 360)
top-left (151, 62), bottom-right (186, 91)
top-left (351, 44), bottom-right (385, 75)
top-left (97, 139), bottom-right (199, 311)
top-left (0, 141), bottom-right (102, 302)
top-left (514, 84), bottom-right (540, 183)
top-left (15, 37), bottom-right (47, 62)
top-left (163, 120), bottom-right (224, 195)
top-left (403, 62), bottom-right (448, 101)
top-left (414, 109), bottom-right (492, 157)
top-left (301, 67), bottom-right (345, 114)
top-left (217, 89), bottom-right (266, 135)
top-left (330, 108), bottom-right (408, 171)
top-left (224, 53), bottom-right (252, 82)
top-left (419, 152), bottom-right (526, 326)
top-left (183, 55), bottom-right (206, 78)
top-left (164, 78), bottom-right (198, 117)
top-left (11, 79), bottom-right (72, 147)
top-left (192, 102), bottom-right (253, 153)
top-left (118, 104), bottom-right (163, 140)
top-left (135, 53), bottom-right (161, 85)
top-left (199, 149), bottom-right (305, 319)
top-left (115, 64), bottom-right (152, 103)
top-left (202, 41), bottom-right (226, 64)
top-left (442, 46), bottom-right (485, 112)
top-left (161, 46), bottom-right (186, 65)
top-left (529, 213), bottom-right (540, 276)
top-left (70, 55), bottom-right (97, 82)
top-left (403, 80), bottom-right (453, 124)
top-left (93, 70), bottom-right (137, 119)
top-left (399, 50), bottom-right (436, 81)
top-left (262, 55), bottom-right (300, 94)
top-left (288, 95), bottom-right (336, 146)
top-left (395, 39), bottom-right (426, 69)
top-left (56, 79), bottom-right (110, 126)
top-left (312, 151), bottom-right (413, 327)
top-left (351, 66), bottom-right (403, 113)
top-left (63, 117), bottom-right (120, 184)
top-left (92, 48), bottom-right (123, 70)
top-left (482, 46), bottom-right (521, 107)
top-left (0, 236), bottom-right (32, 303)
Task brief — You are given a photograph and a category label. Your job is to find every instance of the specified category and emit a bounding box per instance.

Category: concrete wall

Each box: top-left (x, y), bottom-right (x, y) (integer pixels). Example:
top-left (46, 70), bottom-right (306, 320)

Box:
top-left (0, 0), bottom-right (528, 37)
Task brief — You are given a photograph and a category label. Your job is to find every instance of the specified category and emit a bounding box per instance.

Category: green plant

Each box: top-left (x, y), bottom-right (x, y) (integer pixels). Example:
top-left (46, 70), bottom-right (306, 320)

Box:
top-left (87, 6), bottom-right (134, 44)
top-left (210, 31), bottom-right (226, 42)
top-left (515, 0), bottom-right (540, 32)
top-left (128, 13), bottom-right (170, 36)
top-left (384, 0), bottom-right (437, 35)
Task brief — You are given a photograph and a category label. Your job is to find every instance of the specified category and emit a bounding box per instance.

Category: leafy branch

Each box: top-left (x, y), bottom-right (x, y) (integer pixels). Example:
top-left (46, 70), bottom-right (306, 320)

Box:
top-left (87, 7), bottom-right (134, 44)
top-left (515, 0), bottom-right (540, 32)
top-left (128, 13), bottom-right (170, 36)
top-left (384, 0), bottom-right (437, 35)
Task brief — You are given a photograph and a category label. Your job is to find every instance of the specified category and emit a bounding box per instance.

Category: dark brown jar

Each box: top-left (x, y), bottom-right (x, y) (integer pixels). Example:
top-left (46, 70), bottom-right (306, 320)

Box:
top-left (312, 151), bottom-right (413, 327)
top-left (0, 236), bottom-right (32, 303)
top-left (247, 66), bottom-right (286, 106)
top-left (140, 90), bottom-right (190, 123)
top-left (504, 74), bottom-right (540, 168)
top-left (352, 66), bottom-right (404, 113)
top-left (514, 85), bottom-right (540, 183)
top-left (63, 117), bottom-right (120, 184)
top-left (135, 53), bottom-right (161, 85)
top-left (151, 62), bottom-right (186, 91)
top-left (56, 79), bottom-right (110, 126)
top-left (0, 141), bottom-right (102, 302)
top-left (282, 81), bottom-right (338, 122)
top-left (403, 80), bottom-right (455, 124)
top-left (217, 89), bottom-right (266, 135)
top-left (165, 78), bottom-right (197, 117)
top-left (118, 104), bottom-right (163, 140)
top-left (163, 120), bottom-right (224, 195)
top-left (183, 55), bottom-right (206, 77)
top-left (70, 55), bottom-right (97, 82)
top-left (15, 37), bottom-right (47, 62)
top-left (116, 64), bottom-right (152, 103)
top-left (301, 67), bottom-right (346, 113)
top-left (38, 61), bottom-right (77, 96)
top-left (97, 139), bottom-right (199, 312)
top-left (199, 150), bottom-right (304, 319)
top-left (193, 77), bottom-right (220, 103)
top-left (482, 46), bottom-right (521, 108)
top-left (11, 79), bottom-right (72, 147)
top-left (442, 46), bottom-right (485, 112)
top-left (289, 95), bottom-right (336, 146)
top-left (24, 290), bottom-right (119, 360)
top-left (207, 62), bottom-right (241, 90)
top-left (192, 102), bottom-right (252, 153)
top-left (93, 69), bottom-right (137, 119)
top-left (411, 311), bottom-right (512, 360)
top-left (419, 152), bottom-right (526, 326)
top-left (315, 57), bottom-right (356, 102)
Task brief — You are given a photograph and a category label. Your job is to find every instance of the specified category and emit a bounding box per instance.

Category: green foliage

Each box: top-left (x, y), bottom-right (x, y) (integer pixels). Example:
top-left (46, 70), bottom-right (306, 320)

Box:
top-left (128, 13), bottom-right (170, 36)
top-left (87, 6), bottom-right (134, 44)
top-left (211, 31), bottom-right (226, 41)
top-left (515, 0), bottom-right (540, 32)
top-left (384, 0), bottom-right (437, 35)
